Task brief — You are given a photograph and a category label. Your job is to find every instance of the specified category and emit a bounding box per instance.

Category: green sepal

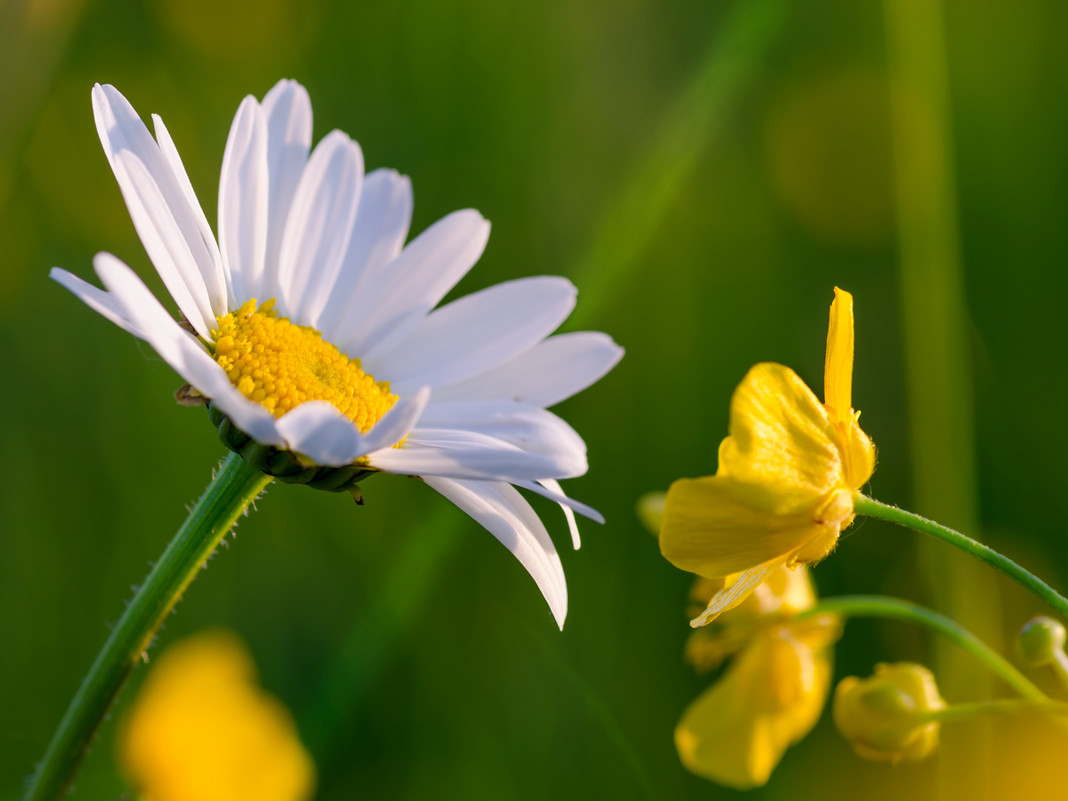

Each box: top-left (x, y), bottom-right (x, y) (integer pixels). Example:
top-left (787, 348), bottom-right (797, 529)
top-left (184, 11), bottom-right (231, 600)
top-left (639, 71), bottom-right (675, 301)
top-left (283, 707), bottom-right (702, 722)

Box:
top-left (206, 402), bottom-right (375, 494)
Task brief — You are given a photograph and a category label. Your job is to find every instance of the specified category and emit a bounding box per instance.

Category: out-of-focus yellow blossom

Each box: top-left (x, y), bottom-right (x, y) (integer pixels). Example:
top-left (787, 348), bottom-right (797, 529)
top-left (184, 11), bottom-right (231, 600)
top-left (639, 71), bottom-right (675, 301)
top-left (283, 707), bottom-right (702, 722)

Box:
top-left (119, 630), bottom-right (315, 801)
top-left (660, 288), bottom-right (875, 626)
top-left (833, 662), bottom-right (945, 764)
top-left (636, 491), bottom-right (667, 538)
top-left (674, 565), bottom-right (842, 789)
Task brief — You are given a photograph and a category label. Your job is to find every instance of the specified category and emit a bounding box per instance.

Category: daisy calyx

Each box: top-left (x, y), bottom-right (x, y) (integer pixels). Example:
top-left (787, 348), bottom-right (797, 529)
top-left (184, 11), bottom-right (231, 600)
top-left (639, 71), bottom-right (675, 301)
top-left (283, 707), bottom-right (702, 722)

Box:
top-left (51, 80), bottom-right (623, 629)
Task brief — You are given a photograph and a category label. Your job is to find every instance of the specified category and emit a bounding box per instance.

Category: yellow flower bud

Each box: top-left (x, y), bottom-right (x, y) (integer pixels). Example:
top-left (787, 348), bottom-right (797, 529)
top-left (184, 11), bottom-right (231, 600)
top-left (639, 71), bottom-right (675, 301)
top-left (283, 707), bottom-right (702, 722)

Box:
top-left (636, 492), bottom-right (667, 536)
top-left (1018, 616), bottom-right (1068, 667)
top-left (833, 662), bottom-right (945, 764)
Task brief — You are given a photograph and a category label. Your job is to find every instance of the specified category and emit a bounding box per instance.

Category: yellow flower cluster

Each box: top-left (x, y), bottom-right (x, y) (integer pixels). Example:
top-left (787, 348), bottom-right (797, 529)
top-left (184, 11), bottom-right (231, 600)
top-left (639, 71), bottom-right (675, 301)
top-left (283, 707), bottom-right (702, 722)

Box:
top-left (676, 566), bottom-right (841, 788)
top-left (641, 496), bottom-right (841, 789)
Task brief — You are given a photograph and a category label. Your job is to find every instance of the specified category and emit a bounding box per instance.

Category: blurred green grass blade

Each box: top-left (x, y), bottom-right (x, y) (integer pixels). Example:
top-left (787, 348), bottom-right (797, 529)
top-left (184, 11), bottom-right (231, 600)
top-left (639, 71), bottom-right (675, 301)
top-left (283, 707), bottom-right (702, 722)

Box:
top-left (301, 503), bottom-right (459, 760)
top-left (569, 0), bottom-right (788, 328)
top-left (521, 620), bottom-right (664, 801)
top-left (883, 0), bottom-right (999, 796)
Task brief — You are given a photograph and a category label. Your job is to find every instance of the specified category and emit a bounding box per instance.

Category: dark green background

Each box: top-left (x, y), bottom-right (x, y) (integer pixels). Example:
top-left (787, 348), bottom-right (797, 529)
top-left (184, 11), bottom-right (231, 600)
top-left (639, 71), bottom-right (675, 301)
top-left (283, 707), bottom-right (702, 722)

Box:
top-left (3, 0), bottom-right (1067, 798)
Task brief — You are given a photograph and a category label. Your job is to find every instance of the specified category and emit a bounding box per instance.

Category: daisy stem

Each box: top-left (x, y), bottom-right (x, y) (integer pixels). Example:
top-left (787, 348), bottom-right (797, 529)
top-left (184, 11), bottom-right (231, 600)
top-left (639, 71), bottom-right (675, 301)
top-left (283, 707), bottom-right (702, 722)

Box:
top-left (800, 595), bottom-right (1045, 701)
top-left (853, 493), bottom-right (1068, 621)
top-left (24, 452), bottom-right (272, 801)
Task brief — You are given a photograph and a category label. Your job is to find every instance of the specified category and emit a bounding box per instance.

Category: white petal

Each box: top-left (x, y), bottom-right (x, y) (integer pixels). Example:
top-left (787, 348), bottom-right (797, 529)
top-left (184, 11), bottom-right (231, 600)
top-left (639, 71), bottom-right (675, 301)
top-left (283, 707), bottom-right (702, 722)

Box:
top-left (367, 427), bottom-right (585, 481)
top-left (151, 114), bottom-right (227, 316)
top-left (538, 481), bottom-right (581, 550)
top-left (541, 479), bottom-right (584, 550)
top-left (218, 96), bottom-right (268, 306)
top-left (416, 401), bottom-right (587, 464)
top-left (275, 402), bottom-right (361, 466)
top-left (316, 169), bottom-right (413, 341)
top-left (274, 130), bottom-right (363, 322)
top-left (423, 477), bottom-right (568, 629)
top-left (337, 209), bottom-right (490, 360)
top-left (92, 84), bottom-right (218, 336)
top-left (51, 266), bottom-right (143, 339)
top-left (259, 79), bottom-right (312, 301)
top-left (430, 331), bottom-right (624, 407)
top-left (93, 252), bottom-right (282, 447)
top-left (366, 277), bottom-right (577, 393)
top-left (514, 479), bottom-right (605, 546)
top-left (109, 150), bottom-right (216, 338)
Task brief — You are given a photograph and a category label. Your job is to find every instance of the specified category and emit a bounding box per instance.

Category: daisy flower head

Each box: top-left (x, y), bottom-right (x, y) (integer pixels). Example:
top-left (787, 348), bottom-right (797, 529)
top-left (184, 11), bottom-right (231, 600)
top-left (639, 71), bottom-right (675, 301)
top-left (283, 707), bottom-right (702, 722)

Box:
top-left (52, 81), bottom-right (622, 628)
top-left (659, 288), bottom-right (875, 627)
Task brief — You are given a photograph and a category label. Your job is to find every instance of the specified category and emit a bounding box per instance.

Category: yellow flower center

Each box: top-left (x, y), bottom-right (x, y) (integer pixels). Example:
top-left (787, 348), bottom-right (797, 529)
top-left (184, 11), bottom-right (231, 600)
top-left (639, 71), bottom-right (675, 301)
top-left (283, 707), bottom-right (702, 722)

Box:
top-left (212, 298), bottom-right (396, 431)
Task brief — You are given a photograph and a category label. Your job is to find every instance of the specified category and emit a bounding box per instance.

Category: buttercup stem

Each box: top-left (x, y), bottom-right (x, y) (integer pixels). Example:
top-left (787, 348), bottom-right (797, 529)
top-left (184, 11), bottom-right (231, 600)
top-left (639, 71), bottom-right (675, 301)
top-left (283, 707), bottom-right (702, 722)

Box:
top-left (853, 494), bottom-right (1068, 621)
top-left (922, 698), bottom-right (1068, 723)
top-left (800, 595), bottom-right (1046, 701)
top-left (24, 452), bottom-right (272, 801)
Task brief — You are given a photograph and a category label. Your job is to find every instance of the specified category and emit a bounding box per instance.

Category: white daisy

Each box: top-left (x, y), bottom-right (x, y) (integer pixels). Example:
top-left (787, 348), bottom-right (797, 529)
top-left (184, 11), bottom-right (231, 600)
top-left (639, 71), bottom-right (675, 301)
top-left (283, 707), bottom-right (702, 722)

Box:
top-left (52, 80), bottom-right (622, 628)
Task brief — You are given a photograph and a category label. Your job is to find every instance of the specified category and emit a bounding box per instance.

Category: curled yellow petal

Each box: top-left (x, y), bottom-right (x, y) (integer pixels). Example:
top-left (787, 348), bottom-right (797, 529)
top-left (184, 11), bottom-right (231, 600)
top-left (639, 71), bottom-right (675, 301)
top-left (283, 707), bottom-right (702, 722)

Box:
top-left (690, 558), bottom-right (783, 627)
top-left (840, 414), bottom-right (877, 490)
top-left (824, 286), bottom-right (854, 423)
top-left (685, 565), bottom-right (825, 664)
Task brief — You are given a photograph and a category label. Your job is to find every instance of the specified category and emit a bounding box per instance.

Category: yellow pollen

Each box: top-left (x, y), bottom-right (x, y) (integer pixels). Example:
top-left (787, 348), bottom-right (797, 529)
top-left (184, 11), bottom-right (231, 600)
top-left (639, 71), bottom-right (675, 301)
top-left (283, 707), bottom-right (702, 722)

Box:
top-left (212, 298), bottom-right (396, 432)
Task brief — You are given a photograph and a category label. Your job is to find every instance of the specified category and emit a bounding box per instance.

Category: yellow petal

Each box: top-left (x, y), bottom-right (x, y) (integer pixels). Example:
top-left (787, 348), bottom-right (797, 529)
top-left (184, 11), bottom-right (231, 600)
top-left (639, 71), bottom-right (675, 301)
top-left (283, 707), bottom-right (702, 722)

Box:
top-left (660, 473), bottom-right (833, 580)
top-left (675, 628), bottom-right (833, 788)
top-left (749, 563), bottom-right (817, 616)
top-left (841, 414), bottom-right (877, 490)
top-left (690, 558), bottom-right (782, 627)
top-left (790, 611), bottom-right (844, 652)
top-left (719, 363), bottom-right (845, 511)
top-left (823, 286), bottom-right (854, 423)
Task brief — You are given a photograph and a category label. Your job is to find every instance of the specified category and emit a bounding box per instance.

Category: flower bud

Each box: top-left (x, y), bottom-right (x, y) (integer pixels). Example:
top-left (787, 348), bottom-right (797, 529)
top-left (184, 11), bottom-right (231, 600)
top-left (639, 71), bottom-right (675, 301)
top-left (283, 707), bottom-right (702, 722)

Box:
top-left (637, 492), bottom-right (666, 536)
top-left (1018, 616), bottom-right (1067, 667)
top-left (832, 662), bottom-right (945, 764)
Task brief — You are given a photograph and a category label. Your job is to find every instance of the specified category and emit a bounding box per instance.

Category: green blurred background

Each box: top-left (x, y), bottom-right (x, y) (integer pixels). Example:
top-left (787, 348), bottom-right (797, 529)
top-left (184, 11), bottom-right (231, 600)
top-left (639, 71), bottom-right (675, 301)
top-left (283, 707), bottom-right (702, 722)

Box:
top-left (3, 0), bottom-right (1068, 798)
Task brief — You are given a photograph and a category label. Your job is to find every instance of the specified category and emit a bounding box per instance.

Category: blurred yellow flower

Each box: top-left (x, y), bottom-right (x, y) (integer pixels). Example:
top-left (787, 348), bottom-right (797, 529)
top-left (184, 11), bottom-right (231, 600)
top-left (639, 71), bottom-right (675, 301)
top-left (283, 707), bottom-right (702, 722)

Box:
top-left (660, 287), bottom-right (875, 626)
top-left (833, 662), bottom-right (945, 764)
top-left (119, 630), bottom-right (315, 801)
top-left (675, 565), bottom-right (841, 789)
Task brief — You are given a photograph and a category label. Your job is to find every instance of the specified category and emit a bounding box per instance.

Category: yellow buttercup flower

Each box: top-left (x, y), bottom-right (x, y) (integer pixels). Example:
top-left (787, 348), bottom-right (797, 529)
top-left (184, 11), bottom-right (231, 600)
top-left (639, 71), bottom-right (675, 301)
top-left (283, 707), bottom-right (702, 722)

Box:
top-left (119, 630), bottom-right (315, 801)
top-left (660, 287), bottom-right (876, 626)
top-left (675, 565), bottom-right (841, 789)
